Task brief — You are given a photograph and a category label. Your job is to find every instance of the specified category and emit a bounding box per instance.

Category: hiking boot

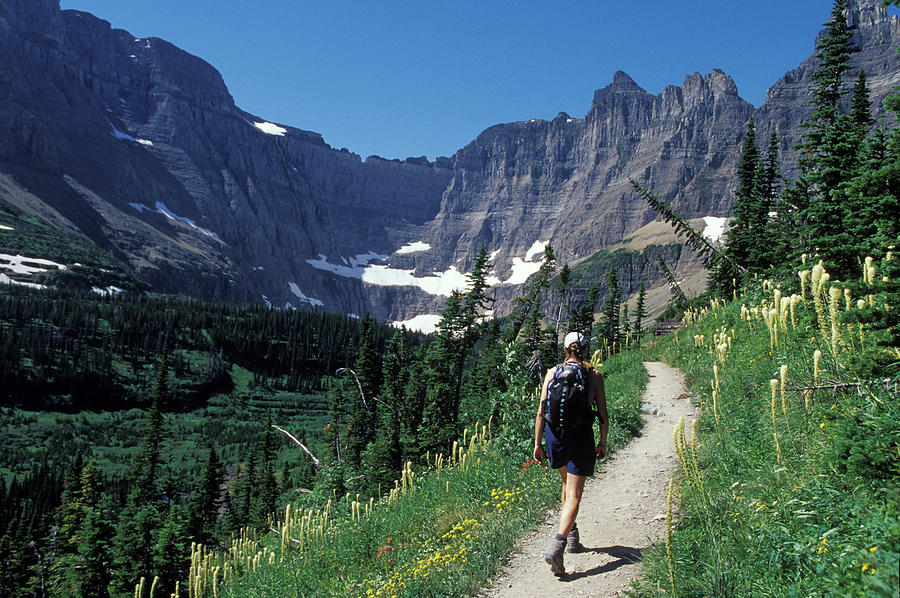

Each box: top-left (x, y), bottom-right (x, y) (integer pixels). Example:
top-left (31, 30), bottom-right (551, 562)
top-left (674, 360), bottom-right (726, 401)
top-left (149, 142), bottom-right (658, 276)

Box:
top-left (566, 524), bottom-right (586, 553)
top-left (544, 534), bottom-right (566, 575)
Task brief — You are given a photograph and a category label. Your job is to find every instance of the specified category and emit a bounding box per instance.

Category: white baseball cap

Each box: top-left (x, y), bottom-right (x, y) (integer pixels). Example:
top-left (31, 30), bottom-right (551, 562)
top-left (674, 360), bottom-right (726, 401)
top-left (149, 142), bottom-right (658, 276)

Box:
top-left (563, 331), bottom-right (587, 348)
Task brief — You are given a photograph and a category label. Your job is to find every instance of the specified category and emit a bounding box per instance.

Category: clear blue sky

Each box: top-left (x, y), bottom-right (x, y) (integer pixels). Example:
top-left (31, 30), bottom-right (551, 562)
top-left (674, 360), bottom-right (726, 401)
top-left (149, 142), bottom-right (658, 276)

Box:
top-left (60, 1), bottom-right (858, 161)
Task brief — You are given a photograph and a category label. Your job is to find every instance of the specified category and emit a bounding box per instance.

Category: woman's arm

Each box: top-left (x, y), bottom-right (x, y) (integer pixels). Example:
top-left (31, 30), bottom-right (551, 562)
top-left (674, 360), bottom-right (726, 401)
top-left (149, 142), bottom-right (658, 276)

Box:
top-left (594, 371), bottom-right (609, 459)
top-left (533, 368), bottom-right (554, 461)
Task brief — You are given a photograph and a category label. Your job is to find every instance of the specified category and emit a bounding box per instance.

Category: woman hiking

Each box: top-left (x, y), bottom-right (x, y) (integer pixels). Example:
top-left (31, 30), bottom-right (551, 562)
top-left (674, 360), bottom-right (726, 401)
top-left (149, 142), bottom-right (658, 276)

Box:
top-left (533, 331), bottom-right (609, 575)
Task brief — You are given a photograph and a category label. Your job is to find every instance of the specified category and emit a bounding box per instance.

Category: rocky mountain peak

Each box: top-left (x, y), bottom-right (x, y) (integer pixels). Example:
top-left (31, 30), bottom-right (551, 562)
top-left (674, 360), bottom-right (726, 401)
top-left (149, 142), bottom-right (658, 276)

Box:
top-left (591, 70), bottom-right (650, 108)
top-left (847, 0), bottom-right (896, 28)
top-left (682, 69), bottom-right (740, 105)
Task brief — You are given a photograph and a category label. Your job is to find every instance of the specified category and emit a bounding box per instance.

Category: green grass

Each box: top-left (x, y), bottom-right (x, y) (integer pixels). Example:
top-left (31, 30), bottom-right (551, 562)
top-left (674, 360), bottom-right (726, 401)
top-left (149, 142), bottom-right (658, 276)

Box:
top-left (184, 347), bottom-right (649, 598)
top-left (631, 283), bottom-right (899, 597)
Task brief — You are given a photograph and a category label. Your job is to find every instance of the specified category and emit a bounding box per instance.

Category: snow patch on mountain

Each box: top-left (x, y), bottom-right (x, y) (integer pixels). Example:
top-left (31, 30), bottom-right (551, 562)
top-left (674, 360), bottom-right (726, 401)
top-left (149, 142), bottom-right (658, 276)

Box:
top-left (109, 123), bottom-right (153, 146)
top-left (130, 202), bottom-right (219, 238)
top-left (702, 217), bottom-right (728, 243)
top-left (395, 242), bottom-right (431, 254)
top-left (307, 240), bottom-right (550, 297)
top-left (394, 313), bottom-right (442, 334)
top-left (253, 121), bottom-right (287, 136)
top-left (1, 253), bottom-right (67, 275)
top-left (288, 282), bottom-right (324, 307)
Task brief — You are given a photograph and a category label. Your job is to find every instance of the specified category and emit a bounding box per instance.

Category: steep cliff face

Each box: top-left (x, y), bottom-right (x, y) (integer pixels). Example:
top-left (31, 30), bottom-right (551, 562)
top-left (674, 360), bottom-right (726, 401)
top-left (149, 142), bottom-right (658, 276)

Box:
top-left (756, 0), bottom-right (900, 179)
top-left (0, 0), bottom-right (897, 326)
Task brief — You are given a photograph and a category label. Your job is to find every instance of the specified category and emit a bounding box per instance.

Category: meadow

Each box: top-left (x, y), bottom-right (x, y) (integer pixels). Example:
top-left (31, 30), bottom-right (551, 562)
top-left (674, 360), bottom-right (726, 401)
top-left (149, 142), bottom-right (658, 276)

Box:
top-left (164, 347), bottom-right (648, 598)
top-left (632, 261), bottom-right (899, 597)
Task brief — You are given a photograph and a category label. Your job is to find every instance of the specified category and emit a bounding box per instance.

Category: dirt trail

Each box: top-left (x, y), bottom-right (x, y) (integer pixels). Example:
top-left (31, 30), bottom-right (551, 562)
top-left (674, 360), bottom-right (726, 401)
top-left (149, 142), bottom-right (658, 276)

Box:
top-left (479, 362), bottom-right (694, 598)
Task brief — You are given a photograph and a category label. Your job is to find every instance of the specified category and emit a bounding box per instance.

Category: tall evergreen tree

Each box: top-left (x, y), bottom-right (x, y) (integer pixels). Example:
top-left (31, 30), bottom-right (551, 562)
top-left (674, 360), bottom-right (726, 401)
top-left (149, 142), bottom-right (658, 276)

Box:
top-left (420, 247), bottom-right (494, 454)
top-left (503, 245), bottom-right (557, 346)
top-left (851, 69), bottom-right (874, 131)
top-left (152, 504), bottom-right (189, 595)
top-left (600, 269), bottom-right (622, 357)
top-left (112, 352), bottom-right (171, 592)
top-left (252, 413), bottom-right (279, 531)
top-left (567, 283), bottom-right (600, 340)
top-left (794, 0), bottom-right (861, 277)
top-left (365, 330), bottom-right (410, 491)
top-left (555, 263), bottom-right (572, 336)
top-left (50, 461), bottom-right (112, 598)
top-left (633, 283), bottom-right (648, 337)
top-left (344, 315), bottom-right (381, 473)
top-left (728, 117), bottom-right (762, 269)
top-left (187, 447), bottom-right (224, 548)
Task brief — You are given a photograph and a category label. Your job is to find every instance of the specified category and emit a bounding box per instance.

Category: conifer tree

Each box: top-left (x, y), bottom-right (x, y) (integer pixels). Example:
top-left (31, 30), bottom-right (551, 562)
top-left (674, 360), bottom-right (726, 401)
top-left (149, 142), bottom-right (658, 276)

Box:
top-left (50, 460), bottom-right (112, 598)
top-left (600, 269), bottom-right (622, 357)
top-left (187, 447), bottom-right (224, 548)
top-left (728, 118), bottom-right (762, 269)
top-left (112, 352), bottom-right (171, 592)
top-left (633, 283), bottom-right (648, 337)
top-left (227, 448), bottom-right (257, 533)
top-left (345, 315), bottom-right (381, 474)
top-left (420, 291), bottom-right (466, 454)
top-left (851, 69), bottom-right (874, 131)
top-left (420, 247), bottom-right (494, 454)
top-left (401, 358), bottom-right (428, 461)
top-left (794, 0), bottom-right (861, 277)
top-left (461, 319), bottom-right (506, 425)
top-left (153, 504), bottom-right (189, 594)
top-left (555, 263), bottom-right (572, 336)
top-left (365, 330), bottom-right (409, 490)
top-left (252, 413), bottom-right (279, 531)
top-left (504, 246), bottom-right (556, 346)
top-left (74, 497), bottom-right (114, 598)
top-left (567, 283), bottom-right (600, 339)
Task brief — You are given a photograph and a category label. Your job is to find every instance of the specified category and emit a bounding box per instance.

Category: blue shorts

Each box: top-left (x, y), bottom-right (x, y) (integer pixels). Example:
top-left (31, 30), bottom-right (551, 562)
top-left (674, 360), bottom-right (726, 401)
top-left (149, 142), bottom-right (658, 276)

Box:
top-left (544, 424), bottom-right (596, 476)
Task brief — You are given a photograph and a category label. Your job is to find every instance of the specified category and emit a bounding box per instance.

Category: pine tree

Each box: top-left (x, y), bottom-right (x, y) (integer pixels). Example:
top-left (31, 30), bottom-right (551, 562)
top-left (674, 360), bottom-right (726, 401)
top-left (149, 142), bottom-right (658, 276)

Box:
top-left (136, 349), bottom-right (170, 500)
top-left (50, 460), bottom-right (112, 598)
top-left (461, 319), bottom-right (506, 425)
top-left (851, 69), bottom-right (874, 131)
top-left (365, 330), bottom-right (409, 491)
top-left (112, 352), bottom-right (171, 592)
top-left (728, 118), bottom-right (762, 269)
top-left (504, 245), bottom-right (557, 346)
top-left (252, 413), bottom-right (279, 531)
top-left (555, 263), bottom-right (572, 336)
top-left (344, 315), bottom-right (381, 475)
top-left (420, 291), bottom-right (466, 454)
top-left (74, 499), bottom-right (114, 598)
top-left (633, 283), bottom-right (648, 337)
top-left (795, 0), bottom-right (861, 278)
top-left (187, 447), bottom-right (224, 548)
top-left (567, 283), bottom-right (600, 339)
top-left (152, 504), bottom-right (189, 595)
top-left (420, 248), bottom-right (494, 454)
top-left (600, 269), bottom-right (622, 357)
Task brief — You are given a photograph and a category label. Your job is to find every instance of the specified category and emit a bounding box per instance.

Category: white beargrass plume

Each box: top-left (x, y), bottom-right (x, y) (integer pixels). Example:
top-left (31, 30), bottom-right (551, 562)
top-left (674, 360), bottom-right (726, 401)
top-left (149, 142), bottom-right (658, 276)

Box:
top-left (770, 379), bottom-right (782, 464)
top-left (829, 286), bottom-right (843, 357)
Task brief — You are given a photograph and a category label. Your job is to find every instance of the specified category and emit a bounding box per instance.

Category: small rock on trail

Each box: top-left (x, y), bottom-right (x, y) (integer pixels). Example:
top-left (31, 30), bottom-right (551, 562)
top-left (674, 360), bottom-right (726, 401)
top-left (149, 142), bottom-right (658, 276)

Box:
top-left (479, 362), bottom-right (694, 598)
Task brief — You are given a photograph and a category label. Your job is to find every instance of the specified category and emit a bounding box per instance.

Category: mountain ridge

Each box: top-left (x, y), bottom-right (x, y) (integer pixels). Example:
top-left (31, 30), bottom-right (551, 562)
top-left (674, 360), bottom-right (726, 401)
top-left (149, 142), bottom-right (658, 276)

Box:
top-left (1, 0), bottom-right (897, 328)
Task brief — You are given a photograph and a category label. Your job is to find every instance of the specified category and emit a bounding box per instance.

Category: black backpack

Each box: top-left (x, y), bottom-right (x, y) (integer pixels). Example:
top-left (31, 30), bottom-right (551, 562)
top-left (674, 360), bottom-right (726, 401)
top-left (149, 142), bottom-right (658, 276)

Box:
top-left (544, 363), bottom-right (593, 440)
